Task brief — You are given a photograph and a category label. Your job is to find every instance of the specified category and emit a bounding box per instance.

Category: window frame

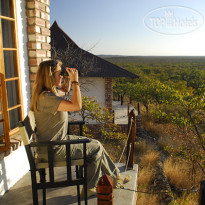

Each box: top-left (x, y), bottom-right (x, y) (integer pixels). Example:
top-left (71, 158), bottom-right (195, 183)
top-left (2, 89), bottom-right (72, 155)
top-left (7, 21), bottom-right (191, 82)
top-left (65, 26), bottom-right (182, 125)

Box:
top-left (0, 0), bottom-right (24, 152)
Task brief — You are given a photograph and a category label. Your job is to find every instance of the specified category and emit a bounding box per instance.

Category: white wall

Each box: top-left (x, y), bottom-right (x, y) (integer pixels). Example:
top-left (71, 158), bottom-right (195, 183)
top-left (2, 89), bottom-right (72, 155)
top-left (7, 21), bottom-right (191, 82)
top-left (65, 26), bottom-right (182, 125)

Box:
top-left (0, 147), bottom-right (30, 197)
top-left (16, 0), bottom-right (30, 116)
top-left (80, 77), bottom-right (105, 105)
top-left (69, 77), bottom-right (105, 123)
top-left (0, 0), bottom-right (30, 198)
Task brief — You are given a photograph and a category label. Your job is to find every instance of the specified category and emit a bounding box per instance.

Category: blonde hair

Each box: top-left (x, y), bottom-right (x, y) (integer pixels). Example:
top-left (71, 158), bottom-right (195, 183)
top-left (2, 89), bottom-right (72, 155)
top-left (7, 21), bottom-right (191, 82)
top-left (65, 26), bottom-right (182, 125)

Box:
top-left (30, 60), bottom-right (62, 111)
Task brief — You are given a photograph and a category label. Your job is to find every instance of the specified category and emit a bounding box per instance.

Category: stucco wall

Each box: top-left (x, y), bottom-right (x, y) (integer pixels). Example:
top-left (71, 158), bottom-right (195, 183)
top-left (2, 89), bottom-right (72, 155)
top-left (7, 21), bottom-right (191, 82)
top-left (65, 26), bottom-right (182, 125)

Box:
top-left (16, 0), bottom-right (30, 116)
top-left (0, 147), bottom-right (29, 197)
top-left (69, 77), bottom-right (105, 123)
top-left (80, 77), bottom-right (105, 105)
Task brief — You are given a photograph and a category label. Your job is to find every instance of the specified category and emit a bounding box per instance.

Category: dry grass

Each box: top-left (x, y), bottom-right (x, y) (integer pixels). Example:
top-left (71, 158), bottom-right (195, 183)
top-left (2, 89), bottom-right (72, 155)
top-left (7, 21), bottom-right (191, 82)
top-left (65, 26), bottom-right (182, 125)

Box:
top-left (137, 165), bottom-right (158, 205)
top-left (158, 135), bottom-right (176, 149)
top-left (164, 158), bottom-right (192, 189)
top-left (135, 105), bottom-right (203, 204)
top-left (142, 120), bottom-right (162, 137)
top-left (101, 106), bottom-right (203, 205)
top-left (103, 142), bottom-right (124, 163)
top-left (135, 141), bottom-right (160, 205)
top-left (137, 193), bottom-right (158, 205)
top-left (141, 113), bottom-right (180, 140)
top-left (135, 140), bottom-right (147, 155)
top-left (135, 140), bottom-right (160, 167)
top-left (138, 167), bottom-right (154, 186)
top-left (174, 192), bottom-right (199, 205)
top-left (141, 150), bottom-right (159, 167)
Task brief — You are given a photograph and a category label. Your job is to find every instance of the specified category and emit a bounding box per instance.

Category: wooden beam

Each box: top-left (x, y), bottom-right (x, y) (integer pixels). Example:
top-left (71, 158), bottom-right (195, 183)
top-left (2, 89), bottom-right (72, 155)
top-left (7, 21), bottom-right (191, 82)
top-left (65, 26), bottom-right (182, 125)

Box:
top-left (0, 73), bottom-right (10, 152)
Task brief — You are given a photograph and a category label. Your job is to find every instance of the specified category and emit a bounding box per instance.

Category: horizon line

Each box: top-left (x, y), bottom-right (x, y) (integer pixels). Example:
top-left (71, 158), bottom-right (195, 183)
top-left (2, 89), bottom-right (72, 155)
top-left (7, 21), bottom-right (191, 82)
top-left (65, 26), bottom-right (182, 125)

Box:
top-left (97, 54), bottom-right (205, 57)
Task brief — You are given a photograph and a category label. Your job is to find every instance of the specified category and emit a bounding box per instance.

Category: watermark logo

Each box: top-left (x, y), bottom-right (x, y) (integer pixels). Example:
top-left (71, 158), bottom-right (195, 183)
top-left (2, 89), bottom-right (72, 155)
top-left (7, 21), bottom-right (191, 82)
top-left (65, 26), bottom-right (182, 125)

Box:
top-left (143, 6), bottom-right (204, 35)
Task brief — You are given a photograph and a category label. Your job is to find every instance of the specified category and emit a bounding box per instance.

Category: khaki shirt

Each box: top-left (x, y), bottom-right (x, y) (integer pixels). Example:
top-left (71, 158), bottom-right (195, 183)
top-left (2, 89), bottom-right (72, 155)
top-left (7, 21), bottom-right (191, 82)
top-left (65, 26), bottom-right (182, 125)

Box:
top-left (34, 92), bottom-right (68, 160)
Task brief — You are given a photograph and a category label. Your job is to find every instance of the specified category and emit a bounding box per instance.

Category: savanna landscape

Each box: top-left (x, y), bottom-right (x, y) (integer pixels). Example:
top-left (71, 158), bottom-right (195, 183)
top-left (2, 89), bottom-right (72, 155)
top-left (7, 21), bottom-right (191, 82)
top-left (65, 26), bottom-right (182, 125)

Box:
top-left (101, 56), bottom-right (205, 204)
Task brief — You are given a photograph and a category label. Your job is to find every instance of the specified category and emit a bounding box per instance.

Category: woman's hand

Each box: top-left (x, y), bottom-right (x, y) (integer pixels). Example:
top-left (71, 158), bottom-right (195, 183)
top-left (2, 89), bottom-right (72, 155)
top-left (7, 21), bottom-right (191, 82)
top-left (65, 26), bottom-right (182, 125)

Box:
top-left (65, 67), bottom-right (79, 82)
top-left (57, 67), bottom-right (82, 111)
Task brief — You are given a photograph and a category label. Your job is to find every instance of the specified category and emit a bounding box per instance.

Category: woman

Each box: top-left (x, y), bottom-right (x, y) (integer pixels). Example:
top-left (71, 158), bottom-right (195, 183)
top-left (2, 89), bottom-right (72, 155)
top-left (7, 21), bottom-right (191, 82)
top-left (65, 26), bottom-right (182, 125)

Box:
top-left (30, 59), bottom-right (131, 198)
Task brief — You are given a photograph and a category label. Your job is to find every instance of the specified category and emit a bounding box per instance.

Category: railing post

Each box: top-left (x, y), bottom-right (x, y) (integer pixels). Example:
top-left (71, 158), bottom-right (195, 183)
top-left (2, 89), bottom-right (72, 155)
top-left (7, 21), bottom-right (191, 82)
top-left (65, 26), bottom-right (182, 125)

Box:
top-left (126, 109), bottom-right (136, 169)
top-left (137, 102), bottom-right (140, 115)
top-left (199, 180), bottom-right (205, 205)
top-left (136, 115), bottom-right (141, 137)
top-left (127, 103), bottom-right (130, 117)
top-left (97, 174), bottom-right (113, 205)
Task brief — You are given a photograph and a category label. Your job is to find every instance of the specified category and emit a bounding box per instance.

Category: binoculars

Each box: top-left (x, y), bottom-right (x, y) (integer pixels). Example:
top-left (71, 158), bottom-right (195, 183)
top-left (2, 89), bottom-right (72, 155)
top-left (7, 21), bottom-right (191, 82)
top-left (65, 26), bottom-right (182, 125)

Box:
top-left (60, 68), bottom-right (80, 77)
top-left (60, 68), bottom-right (69, 77)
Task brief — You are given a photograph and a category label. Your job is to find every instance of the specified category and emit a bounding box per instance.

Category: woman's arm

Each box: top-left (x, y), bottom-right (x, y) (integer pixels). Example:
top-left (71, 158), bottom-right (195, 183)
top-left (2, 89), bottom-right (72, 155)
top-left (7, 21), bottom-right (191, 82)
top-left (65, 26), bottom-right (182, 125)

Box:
top-left (57, 68), bottom-right (82, 112)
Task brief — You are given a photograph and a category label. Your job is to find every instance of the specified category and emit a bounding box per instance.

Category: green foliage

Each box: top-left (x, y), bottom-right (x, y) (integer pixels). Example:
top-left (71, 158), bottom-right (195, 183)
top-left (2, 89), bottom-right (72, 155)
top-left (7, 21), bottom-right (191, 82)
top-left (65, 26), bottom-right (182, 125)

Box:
top-left (78, 96), bottom-right (126, 141)
top-left (108, 56), bottom-right (205, 183)
top-left (79, 96), bottom-right (101, 122)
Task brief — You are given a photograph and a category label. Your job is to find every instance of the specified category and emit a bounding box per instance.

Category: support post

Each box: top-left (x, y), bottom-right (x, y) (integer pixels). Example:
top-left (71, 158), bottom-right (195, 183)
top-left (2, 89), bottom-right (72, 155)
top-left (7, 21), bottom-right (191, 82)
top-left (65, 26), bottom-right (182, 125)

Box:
top-left (113, 110), bottom-right (115, 124)
top-left (129, 96), bottom-right (132, 104)
top-left (97, 174), bottom-right (114, 205)
top-left (199, 180), bottom-right (205, 205)
top-left (136, 115), bottom-right (141, 137)
top-left (137, 102), bottom-right (140, 115)
top-left (126, 109), bottom-right (136, 169)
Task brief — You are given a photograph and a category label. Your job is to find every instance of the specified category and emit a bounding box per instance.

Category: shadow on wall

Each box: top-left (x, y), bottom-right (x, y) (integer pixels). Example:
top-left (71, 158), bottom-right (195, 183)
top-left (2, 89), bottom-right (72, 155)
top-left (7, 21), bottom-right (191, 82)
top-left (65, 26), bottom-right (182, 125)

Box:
top-left (19, 0), bottom-right (31, 114)
top-left (0, 160), bottom-right (8, 198)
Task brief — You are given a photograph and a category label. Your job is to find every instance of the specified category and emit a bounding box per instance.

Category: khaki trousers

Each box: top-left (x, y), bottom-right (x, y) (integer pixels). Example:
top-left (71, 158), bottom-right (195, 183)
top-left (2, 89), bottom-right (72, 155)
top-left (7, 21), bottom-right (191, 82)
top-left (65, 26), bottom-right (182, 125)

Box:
top-left (55, 135), bottom-right (120, 188)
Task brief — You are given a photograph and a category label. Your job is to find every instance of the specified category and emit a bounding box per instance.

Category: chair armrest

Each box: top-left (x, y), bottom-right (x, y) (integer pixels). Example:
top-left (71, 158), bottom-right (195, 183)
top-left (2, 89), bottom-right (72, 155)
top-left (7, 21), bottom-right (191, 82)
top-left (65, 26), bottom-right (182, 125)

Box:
top-left (30, 138), bottom-right (91, 147)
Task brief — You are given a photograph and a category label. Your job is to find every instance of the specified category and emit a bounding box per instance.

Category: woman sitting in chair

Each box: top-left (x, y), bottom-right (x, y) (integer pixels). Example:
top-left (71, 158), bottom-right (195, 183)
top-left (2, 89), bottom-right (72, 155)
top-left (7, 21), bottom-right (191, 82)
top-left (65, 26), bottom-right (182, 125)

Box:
top-left (30, 59), bottom-right (131, 198)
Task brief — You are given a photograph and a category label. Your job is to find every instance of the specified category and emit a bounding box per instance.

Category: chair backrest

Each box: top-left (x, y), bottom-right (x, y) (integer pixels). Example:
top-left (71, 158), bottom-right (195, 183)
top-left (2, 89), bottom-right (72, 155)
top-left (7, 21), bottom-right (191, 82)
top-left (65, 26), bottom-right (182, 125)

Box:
top-left (19, 111), bottom-right (36, 146)
top-left (19, 111), bottom-right (37, 170)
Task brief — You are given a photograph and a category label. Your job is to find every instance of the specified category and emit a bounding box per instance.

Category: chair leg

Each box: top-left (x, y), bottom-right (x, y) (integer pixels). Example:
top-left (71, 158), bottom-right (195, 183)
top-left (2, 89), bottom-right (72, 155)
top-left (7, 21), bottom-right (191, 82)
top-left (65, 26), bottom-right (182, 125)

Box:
top-left (39, 169), bottom-right (46, 205)
top-left (76, 166), bottom-right (81, 205)
top-left (84, 168), bottom-right (88, 205)
top-left (84, 184), bottom-right (88, 205)
top-left (77, 185), bottom-right (81, 205)
top-left (30, 170), bottom-right (39, 205)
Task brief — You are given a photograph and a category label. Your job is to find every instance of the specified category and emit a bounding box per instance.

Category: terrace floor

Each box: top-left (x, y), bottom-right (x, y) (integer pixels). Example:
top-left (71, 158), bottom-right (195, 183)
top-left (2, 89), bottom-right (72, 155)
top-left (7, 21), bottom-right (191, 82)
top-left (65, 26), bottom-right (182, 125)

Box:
top-left (113, 101), bottom-right (138, 125)
top-left (0, 163), bottom-right (138, 205)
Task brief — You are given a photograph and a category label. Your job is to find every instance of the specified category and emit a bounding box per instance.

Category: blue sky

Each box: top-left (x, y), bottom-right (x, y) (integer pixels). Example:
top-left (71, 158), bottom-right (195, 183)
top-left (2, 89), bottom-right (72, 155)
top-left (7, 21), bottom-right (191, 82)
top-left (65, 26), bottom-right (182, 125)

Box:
top-left (50, 0), bottom-right (205, 56)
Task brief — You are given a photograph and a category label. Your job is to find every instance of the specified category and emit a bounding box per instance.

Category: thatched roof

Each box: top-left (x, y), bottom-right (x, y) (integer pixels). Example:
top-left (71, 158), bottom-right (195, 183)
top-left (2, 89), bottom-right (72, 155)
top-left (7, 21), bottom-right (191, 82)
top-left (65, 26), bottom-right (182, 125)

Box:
top-left (50, 21), bottom-right (138, 78)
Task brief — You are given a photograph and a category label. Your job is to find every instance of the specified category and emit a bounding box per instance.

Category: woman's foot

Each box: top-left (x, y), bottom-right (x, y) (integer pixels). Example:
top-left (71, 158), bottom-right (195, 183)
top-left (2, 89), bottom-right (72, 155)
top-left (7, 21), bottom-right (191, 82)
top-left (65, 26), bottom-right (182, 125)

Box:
top-left (80, 187), bottom-right (97, 199)
top-left (114, 174), bottom-right (132, 187)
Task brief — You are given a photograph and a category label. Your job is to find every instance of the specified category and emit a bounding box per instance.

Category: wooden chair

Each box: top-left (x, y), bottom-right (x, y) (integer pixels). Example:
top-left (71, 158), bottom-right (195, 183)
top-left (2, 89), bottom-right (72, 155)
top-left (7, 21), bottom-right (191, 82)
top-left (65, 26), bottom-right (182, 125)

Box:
top-left (67, 121), bottom-right (85, 136)
top-left (19, 111), bottom-right (90, 205)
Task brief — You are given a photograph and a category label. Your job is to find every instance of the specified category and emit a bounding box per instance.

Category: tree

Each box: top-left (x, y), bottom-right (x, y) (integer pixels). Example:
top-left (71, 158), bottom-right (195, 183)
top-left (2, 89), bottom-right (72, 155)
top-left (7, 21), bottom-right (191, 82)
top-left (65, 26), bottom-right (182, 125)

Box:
top-left (77, 96), bottom-right (126, 141)
top-left (152, 87), bottom-right (205, 182)
top-left (113, 78), bottom-right (132, 105)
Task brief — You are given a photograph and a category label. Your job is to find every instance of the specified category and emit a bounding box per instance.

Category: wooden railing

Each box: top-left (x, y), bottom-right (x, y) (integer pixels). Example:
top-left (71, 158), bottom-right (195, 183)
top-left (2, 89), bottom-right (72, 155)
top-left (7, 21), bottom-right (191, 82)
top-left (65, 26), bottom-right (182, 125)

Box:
top-left (126, 109), bottom-right (136, 169)
top-left (0, 73), bottom-right (10, 152)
